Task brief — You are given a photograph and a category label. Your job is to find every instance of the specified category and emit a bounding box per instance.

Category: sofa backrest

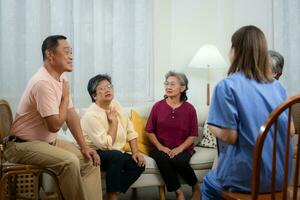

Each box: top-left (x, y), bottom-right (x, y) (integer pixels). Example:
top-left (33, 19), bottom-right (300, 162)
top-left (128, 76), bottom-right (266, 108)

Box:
top-left (59, 103), bottom-right (209, 144)
top-left (76, 104), bottom-right (209, 126)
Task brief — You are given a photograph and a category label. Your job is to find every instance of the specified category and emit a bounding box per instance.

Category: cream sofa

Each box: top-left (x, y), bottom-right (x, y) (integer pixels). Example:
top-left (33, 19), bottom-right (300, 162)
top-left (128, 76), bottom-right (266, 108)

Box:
top-left (56, 103), bottom-right (217, 200)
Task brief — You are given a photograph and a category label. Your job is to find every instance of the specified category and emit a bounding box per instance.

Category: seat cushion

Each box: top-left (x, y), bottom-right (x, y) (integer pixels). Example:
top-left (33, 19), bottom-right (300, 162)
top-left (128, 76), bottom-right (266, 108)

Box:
top-left (190, 147), bottom-right (217, 169)
top-left (142, 147), bottom-right (217, 174)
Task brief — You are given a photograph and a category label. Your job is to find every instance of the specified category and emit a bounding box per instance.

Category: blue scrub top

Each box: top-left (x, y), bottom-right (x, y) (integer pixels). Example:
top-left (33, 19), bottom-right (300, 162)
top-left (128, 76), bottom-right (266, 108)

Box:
top-left (208, 71), bottom-right (292, 193)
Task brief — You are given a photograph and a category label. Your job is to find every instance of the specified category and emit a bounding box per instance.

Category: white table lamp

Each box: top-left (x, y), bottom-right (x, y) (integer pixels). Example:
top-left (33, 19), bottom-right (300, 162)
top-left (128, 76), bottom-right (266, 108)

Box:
top-left (188, 44), bottom-right (227, 105)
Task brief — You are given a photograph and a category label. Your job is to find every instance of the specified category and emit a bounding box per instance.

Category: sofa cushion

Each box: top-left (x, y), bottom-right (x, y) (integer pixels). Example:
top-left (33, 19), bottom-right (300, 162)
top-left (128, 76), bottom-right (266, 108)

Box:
top-left (141, 146), bottom-right (217, 174)
top-left (190, 147), bottom-right (217, 169)
top-left (199, 121), bottom-right (217, 148)
top-left (123, 109), bottom-right (154, 155)
top-left (142, 154), bottom-right (160, 174)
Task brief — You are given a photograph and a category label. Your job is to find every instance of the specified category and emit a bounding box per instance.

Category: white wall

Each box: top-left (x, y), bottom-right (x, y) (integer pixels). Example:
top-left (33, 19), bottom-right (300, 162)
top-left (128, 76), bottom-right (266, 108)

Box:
top-left (153, 0), bottom-right (273, 108)
top-left (153, 0), bottom-right (172, 102)
top-left (232, 0), bottom-right (273, 47)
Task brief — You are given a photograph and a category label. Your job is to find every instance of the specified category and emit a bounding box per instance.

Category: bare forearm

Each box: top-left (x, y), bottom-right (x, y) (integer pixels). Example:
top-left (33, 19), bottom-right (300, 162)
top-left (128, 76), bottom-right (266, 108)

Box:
top-left (208, 125), bottom-right (238, 144)
top-left (66, 109), bottom-right (88, 150)
top-left (129, 138), bottom-right (139, 154)
top-left (58, 97), bottom-right (69, 124)
top-left (147, 133), bottom-right (164, 150)
top-left (43, 97), bottom-right (69, 132)
top-left (177, 136), bottom-right (196, 151)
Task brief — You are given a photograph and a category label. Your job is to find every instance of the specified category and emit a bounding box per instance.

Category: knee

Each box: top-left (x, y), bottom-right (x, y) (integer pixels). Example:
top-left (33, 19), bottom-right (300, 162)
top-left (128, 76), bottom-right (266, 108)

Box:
top-left (201, 173), bottom-right (222, 200)
top-left (201, 176), bottom-right (209, 192)
top-left (201, 177), bottom-right (212, 200)
top-left (64, 154), bottom-right (80, 170)
top-left (54, 154), bottom-right (81, 176)
top-left (150, 150), bottom-right (168, 161)
top-left (170, 158), bottom-right (189, 168)
top-left (137, 165), bottom-right (145, 174)
top-left (109, 150), bottom-right (124, 161)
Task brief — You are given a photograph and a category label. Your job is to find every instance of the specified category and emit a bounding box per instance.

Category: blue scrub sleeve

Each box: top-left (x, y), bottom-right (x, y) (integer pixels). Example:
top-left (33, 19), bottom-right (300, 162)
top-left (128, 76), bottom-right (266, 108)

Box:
top-left (207, 81), bottom-right (238, 130)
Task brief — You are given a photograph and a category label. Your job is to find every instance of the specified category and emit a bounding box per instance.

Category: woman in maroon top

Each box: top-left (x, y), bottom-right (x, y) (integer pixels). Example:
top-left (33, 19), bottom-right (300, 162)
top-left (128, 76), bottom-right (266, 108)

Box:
top-left (146, 71), bottom-right (200, 200)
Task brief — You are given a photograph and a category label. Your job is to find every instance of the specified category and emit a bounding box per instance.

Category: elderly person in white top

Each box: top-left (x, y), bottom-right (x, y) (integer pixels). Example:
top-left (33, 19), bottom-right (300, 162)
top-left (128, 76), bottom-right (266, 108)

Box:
top-left (80, 74), bottom-right (145, 200)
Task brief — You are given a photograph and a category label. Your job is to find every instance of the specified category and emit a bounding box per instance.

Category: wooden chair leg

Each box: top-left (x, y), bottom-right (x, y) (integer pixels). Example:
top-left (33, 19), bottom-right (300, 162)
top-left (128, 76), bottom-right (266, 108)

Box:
top-left (159, 185), bottom-right (166, 200)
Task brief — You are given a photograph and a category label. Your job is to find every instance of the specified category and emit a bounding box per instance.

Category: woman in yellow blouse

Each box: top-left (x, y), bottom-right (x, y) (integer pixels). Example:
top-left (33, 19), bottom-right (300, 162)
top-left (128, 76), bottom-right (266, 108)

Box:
top-left (81, 74), bottom-right (145, 200)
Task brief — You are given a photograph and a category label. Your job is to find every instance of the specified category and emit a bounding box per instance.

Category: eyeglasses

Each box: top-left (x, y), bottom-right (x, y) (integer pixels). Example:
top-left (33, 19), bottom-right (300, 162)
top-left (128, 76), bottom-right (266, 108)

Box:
top-left (97, 84), bottom-right (114, 92)
top-left (164, 81), bottom-right (179, 87)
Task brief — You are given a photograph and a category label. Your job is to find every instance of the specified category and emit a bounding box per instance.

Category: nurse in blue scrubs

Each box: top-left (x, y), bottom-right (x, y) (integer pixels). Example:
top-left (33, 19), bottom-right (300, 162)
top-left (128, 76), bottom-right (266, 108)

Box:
top-left (201, 25), bottom-right (293, 200)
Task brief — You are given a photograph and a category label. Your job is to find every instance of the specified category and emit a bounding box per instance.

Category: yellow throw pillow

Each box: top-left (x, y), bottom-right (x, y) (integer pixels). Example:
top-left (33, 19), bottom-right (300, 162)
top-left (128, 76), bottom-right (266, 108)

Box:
top-left (123, 109), bottom-right (153, 155)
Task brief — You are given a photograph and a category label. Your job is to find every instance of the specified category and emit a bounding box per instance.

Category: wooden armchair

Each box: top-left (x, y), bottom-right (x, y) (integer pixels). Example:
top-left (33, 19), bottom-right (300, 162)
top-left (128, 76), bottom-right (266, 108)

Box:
top-left (292, 103), bottom-right (300, 132)
top-left (222, 94), bottom-right (300, 200)
top-left (0, 99), bottom-right (63, 200)
top-left (292, 102), bottom-right (300, 157)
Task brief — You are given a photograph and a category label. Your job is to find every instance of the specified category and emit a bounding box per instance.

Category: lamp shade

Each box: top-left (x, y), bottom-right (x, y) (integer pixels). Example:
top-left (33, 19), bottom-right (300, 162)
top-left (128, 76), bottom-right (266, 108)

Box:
top-left (188, 44), bottom-right (227, 69)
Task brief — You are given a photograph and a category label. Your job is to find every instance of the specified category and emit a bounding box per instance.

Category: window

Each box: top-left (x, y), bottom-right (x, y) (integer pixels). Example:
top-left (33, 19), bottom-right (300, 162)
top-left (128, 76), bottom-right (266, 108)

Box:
top-left (0, 0), bottom-right (153, 111)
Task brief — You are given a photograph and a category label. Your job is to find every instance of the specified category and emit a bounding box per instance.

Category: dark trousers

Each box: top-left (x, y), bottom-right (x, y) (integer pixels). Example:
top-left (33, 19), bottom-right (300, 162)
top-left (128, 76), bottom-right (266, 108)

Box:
top-left (150, 149), bottom-right (198, 192)
top-left (97, 149), bottom-right (145, 193)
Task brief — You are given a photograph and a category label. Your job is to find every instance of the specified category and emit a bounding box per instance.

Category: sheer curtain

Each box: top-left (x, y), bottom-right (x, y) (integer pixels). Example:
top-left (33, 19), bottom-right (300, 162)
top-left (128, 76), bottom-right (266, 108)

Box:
top-left (0, 0), bottom-right (153, 112)
top-left (273, 0), bottom-right (300, 96)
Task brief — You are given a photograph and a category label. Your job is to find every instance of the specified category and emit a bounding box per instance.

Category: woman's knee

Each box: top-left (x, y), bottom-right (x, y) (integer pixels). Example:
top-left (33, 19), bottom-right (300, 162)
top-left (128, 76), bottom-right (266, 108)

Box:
top-left (108, 150), bottom-right (125, 161)
top-left (150, 150), bottom-right (169, 162)
top-left (170, 157), bottom-right (190, 168)
top-left (136, 165), bottom-right (145, 174)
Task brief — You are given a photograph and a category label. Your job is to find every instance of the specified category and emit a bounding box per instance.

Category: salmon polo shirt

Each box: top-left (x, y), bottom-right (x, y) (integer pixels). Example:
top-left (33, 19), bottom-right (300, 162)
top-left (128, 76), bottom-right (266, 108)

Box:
top-left (12, 67), bottom-right (73, 143)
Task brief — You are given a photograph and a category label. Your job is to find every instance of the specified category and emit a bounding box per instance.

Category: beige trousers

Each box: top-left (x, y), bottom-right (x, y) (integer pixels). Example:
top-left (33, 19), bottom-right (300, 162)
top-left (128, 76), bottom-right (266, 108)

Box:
top-left (4, 139), bottom-right (102, 200)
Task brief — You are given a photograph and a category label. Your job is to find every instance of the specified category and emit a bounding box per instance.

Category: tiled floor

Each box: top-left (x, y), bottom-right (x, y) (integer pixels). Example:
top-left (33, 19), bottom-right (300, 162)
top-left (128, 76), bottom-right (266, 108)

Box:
top-left (118, 184), bottom-right (195, 200)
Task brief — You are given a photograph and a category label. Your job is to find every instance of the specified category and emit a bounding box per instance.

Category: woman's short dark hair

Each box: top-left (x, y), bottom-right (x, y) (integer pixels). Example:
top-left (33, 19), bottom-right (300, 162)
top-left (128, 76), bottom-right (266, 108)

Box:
top-left (41, 35), bottom-right (67, 61)
top-left (87, 74), bottom-right (112, 102)
top-left (164, 71), bottom-right (189, 102)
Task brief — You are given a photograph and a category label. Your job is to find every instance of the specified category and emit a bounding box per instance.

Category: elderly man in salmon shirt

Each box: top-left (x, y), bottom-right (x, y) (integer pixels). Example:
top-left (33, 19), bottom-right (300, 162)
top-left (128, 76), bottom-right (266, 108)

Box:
top-left (4, 35), bottom-right (102, 200)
